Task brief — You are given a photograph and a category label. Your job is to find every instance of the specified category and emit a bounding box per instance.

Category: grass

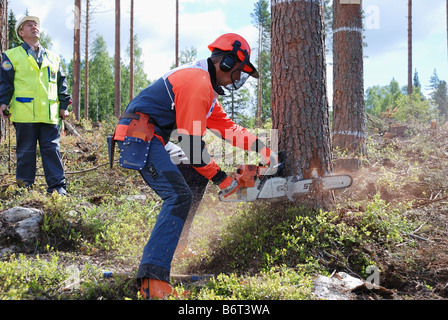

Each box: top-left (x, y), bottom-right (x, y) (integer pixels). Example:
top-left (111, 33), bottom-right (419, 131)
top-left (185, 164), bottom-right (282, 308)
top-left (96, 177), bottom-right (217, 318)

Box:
top-left (192, 267), bottom-right (314, 300)
top-left (0, 117), bottom-right (447, 300)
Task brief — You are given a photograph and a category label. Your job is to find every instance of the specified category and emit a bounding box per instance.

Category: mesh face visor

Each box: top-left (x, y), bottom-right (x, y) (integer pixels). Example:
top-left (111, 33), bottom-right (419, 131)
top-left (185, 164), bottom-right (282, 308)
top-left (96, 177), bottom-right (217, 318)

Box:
top-left (225, 52), bottom-right (259, 92)
top-left (226, 66), bottom-right (250, 91)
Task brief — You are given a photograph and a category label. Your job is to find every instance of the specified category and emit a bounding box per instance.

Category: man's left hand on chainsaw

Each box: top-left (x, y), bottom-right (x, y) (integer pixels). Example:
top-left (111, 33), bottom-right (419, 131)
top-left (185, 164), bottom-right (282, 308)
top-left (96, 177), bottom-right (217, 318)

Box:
top-left (218, 176), bottom-right (239, 198)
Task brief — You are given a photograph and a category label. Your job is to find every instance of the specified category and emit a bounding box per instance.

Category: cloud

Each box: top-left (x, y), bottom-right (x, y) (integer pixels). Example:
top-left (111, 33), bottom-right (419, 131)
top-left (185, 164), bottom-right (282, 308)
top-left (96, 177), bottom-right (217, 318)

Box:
top-left (15, 0), bottom-right (52, 21)
top-left (11, 0), bottom-right (444, 96)
top-left (135, 6), bottom-right (230, 80)
top-left (9, 0), bottom-right (260, 81)
top-left (133, 2), bottom-right (258, 80)
top-left (362, 0), bottom-right (447, 90)
top-left (363, 0), bottom-right (445, 55)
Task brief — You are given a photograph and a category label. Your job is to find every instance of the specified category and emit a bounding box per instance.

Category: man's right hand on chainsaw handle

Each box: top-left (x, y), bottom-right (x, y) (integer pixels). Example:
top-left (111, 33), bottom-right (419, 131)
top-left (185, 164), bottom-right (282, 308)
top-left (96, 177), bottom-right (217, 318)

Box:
top-left (218, 176), bottom-right (239, 198)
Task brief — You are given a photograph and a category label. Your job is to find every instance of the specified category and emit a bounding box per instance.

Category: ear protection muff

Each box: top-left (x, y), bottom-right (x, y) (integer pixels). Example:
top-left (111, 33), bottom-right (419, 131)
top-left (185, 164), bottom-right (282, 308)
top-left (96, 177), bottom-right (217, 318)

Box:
top-left (219, 40), bottom-right (242, 72)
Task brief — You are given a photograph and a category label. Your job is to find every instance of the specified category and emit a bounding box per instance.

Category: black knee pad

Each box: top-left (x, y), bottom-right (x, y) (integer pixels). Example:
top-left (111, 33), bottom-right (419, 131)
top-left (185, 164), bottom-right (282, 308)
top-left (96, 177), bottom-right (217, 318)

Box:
top-left (164, 171), bottom-right (193, 221)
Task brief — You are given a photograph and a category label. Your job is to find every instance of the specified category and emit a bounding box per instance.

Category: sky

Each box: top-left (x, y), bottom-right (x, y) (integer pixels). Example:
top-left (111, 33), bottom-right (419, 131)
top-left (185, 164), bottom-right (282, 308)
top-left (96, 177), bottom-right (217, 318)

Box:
top-left (6, 0), bottom-right (448, 101)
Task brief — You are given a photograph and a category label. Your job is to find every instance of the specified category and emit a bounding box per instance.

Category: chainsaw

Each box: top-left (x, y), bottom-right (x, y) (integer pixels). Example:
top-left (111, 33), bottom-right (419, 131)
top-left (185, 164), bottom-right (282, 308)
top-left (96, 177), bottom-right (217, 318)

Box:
top-left (219, 153), bottom-right (353, 202)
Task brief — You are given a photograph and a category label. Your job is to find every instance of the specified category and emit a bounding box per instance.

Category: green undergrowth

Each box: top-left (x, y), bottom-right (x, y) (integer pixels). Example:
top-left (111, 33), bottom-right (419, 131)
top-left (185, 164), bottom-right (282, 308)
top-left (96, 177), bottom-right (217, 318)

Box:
top-left (183, 195), bottom-right (416, 281)
top-left (0, 119), bottom-right (446, 300)
top-left (0, 252), bottom-right (138, 300)
top-left (189, 267), bottom-right (314, 300)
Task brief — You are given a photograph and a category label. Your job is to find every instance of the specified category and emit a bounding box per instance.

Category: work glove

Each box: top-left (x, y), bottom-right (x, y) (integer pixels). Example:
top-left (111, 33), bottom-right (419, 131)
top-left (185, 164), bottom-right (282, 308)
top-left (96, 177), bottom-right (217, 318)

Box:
top-left (218, 176), bottom-right (239, 198)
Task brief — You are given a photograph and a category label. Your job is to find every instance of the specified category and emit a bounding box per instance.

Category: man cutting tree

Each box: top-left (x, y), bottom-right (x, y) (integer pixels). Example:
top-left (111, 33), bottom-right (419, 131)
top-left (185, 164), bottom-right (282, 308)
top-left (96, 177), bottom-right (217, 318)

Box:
top-left (111, 33), bottom-right (277, 299)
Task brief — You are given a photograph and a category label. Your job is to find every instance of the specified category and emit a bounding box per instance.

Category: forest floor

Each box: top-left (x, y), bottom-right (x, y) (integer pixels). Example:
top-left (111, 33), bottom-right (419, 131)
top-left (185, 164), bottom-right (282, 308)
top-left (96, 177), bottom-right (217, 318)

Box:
top-left (0, 116), bottom-right (447, 301)
top-left (332, 122), bottom-right (448, 300)
top-left (179, 118), bottom-right (448, 301)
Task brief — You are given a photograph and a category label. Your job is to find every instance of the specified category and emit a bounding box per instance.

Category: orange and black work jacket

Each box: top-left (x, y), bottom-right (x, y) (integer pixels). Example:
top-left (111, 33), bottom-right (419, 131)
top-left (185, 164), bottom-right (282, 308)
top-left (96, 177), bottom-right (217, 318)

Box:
top-left (114, 58), bottom-right (266, 185)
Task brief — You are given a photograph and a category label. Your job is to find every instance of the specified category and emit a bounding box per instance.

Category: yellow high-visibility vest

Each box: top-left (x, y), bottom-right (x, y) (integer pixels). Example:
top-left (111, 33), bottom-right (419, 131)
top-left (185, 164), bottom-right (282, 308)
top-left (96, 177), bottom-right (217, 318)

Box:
top-left (5, 46), bottom-right (60, 124)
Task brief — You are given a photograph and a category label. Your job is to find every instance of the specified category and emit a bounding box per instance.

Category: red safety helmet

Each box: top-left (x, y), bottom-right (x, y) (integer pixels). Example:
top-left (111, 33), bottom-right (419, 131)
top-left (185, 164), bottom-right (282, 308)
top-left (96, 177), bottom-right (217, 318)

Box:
top-left (208, 33), bottom-right (259, 90)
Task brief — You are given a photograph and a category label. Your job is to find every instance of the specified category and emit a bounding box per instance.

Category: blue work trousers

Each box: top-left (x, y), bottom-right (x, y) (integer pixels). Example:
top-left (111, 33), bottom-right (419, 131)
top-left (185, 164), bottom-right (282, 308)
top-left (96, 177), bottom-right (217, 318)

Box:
top-left (127, 137), bottom-right (194, 283)
top-left (14, 123), bottom-right (66, 193)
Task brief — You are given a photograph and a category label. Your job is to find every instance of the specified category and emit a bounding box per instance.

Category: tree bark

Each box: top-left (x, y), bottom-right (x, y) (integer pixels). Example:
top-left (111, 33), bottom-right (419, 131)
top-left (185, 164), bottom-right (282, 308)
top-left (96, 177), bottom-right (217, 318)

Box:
top-left (84, 0), bottom-right (90, 120)
top-left (256, 24), bottom-right (262, 128)
top-left (332, 0), bottom-right (366, 156)
top-left (408, 0), bottom-right (412, 95)
top-left (175, 0), bottom-right (179, 68)
top-left (0, 0), bottom-right (8, 141)
top-left (0, 0), bottom-right (7, 57)
top-left (130, 0), bottom-right (134, 100)
top-left (271, 0), bottom-right (332, 208)
top-left (73, 0), bottom-right (81, 121)
top-left (114, 0), bottom-right (121, 118)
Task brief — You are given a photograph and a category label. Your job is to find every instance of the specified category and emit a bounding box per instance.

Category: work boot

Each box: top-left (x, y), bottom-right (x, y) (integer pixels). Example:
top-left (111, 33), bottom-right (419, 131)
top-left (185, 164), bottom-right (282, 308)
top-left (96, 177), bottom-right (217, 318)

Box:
top-left (140, 278), bottom-right (178, 299)
top-left (140, 278), bottom-right (191, 299)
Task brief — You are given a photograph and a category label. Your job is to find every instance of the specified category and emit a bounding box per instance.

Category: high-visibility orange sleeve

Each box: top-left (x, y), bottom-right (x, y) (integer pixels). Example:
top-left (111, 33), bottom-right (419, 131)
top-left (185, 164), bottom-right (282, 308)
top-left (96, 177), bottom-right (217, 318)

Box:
top-left (167, 68), bottom-right (225, 182)
top-left (168, 68), bottom-right (214, 136)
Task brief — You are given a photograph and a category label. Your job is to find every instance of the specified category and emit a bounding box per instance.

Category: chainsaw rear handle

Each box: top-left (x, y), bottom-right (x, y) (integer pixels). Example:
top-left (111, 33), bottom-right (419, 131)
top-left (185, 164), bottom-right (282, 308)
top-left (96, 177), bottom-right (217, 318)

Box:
top-left (276, 151), bottom-right (286, 175)
top-left (260, 151), bottom-right (285, 178)
top-left (218, 189), bottom-right (238, 202)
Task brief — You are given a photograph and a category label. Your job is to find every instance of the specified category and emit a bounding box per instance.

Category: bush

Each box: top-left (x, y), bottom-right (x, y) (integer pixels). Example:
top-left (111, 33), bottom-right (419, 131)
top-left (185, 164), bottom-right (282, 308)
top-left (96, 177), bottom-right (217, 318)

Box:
top-left (0, 253), bottom-right (102, 299)
top-left (193, 267), bottom-right (313, 300)
top-left (394, 93), bottom-right (438, 123)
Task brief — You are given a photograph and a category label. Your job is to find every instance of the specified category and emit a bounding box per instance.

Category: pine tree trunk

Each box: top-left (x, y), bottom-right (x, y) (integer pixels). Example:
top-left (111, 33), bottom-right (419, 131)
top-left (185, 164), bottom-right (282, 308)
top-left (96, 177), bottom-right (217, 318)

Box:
top-left (256, 24), bottom-right (262, 127)
top-left (84, 0), bottom-right (90, 120)
top-left (332, 0), bottom-right (366, 156)
top-left (130, 0), bottom-right (134, 100)
top-left (0, 0), bottom-right (7, 55)
top-left (271, 0), bottom-right (332, 209)
top-left (73, 0), bottom-right (81, 121)
top-left (114, 0), bottom-right (121, 118)
top-left (175, 0), bottom-right (179, 68)
top-left (0, 0), bottom-right (8, 141)
top-left (408, 0), bottom-right (413, 95)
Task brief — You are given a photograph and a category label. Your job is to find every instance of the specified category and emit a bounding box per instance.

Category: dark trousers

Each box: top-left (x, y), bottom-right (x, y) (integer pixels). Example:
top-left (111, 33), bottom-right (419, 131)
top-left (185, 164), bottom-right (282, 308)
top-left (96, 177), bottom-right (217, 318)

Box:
top-left (14, 123), bottom-right (66, 193)
top-left (117, 137), bottom-right (208, 282)
top-left (118, 137), bottom-right (208, 283)
top-left (176, 163), bottom-right (208, 251)
top-left (126, 137), bottom-right (191, 282)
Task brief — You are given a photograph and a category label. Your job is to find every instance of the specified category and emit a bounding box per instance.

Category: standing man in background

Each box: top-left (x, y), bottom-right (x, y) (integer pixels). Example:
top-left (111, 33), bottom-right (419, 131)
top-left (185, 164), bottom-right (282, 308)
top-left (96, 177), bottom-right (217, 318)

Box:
top-left (0, 15), bottom-right (72, 195)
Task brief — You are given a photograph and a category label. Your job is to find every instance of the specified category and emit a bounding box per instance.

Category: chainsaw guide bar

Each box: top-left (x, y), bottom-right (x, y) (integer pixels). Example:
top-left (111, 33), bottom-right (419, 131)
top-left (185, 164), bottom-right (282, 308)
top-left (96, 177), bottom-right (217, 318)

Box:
top-left (219, 167), bottom-right (353, 202)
